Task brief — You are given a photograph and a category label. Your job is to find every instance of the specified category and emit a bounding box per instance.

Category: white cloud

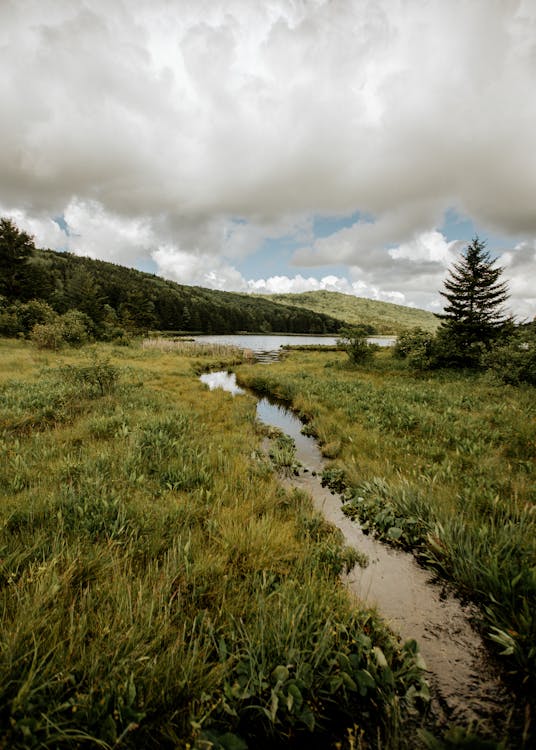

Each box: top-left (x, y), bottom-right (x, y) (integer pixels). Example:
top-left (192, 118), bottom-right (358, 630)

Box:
top-left (152, 246), bottom-right (247, 291)
top-left (500, 241), bottom-right (536, 321)
top-left (0, 0), bottom-right (535, 319)
top-left (247, 274), bottom-right (352, 295)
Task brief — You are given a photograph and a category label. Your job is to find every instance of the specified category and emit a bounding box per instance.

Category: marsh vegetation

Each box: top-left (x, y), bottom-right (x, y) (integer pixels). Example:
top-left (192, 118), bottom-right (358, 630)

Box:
top-left (0, 339), bottom-right (430, 749)
top-left (236, 346), bottom-right (535, 745)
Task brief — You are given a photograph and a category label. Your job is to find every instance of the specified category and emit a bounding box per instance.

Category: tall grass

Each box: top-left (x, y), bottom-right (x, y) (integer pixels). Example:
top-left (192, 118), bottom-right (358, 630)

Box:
top-left (236, 349), bottom-right (536, 722)
top-left (0, 340), bottom-right (426, 748)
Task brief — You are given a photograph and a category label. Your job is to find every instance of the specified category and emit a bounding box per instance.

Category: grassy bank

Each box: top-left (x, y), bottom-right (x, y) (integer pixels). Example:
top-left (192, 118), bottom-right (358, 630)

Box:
top-left (0, 339), bottom-right (427, 749)
top-left (236, 348), bottom-right (536, 735)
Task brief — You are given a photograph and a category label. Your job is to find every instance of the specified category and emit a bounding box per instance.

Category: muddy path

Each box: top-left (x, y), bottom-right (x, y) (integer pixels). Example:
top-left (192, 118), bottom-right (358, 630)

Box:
top-left (202, 373), bottom-right (517, 741)
top-left (257, 396), bottom-right (514, 738)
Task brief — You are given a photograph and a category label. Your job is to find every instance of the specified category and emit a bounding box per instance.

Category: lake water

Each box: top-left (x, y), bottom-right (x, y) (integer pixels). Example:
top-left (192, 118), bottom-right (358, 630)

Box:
top-left (193, 333), bottom-right (395, 361)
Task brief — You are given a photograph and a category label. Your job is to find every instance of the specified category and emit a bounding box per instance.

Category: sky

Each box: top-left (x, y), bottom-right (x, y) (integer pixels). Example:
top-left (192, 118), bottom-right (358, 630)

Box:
top-left (1, 0), bottom-right (535, 320)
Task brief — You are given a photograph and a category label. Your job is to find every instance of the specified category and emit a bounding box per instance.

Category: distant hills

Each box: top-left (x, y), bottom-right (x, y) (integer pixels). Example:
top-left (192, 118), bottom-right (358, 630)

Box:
top-left (265, 291), bottom-right (440, 334)
top-left (1, 216), bottom-right (440, 337)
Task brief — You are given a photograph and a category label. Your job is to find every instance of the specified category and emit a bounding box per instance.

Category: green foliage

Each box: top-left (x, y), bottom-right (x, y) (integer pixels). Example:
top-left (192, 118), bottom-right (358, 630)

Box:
top-left (394, 327), bottom-right (436, 370)
top-left (30, 310), bottom-right (92, 349)
top-left (267, 289), bottom-right (440, 335)
top-left (268, 432), bottom-right (301, 476)
top-left (59, 354), bottom-right (119, 396)
top-left (483, 326), bottom-right (536, 385)
top-left (0, 218), bottom-right (36, 300)
top-left (437, 238), bottom-right (510, 368)
top-left (337, 327), bottom-right (378, 365)
top-left (0, 299), bottom-right (58, 337)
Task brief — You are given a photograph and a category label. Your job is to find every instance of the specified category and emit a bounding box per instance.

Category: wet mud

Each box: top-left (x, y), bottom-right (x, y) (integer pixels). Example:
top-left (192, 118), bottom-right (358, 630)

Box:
top-left (201, 372), bottom-right (517, 740)
top-left (257, 396), bottom-right (514, 739)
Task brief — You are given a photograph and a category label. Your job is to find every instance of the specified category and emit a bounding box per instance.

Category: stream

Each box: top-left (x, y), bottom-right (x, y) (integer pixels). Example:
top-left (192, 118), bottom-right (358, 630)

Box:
top-left (200, 371), bottom-right (515, 740)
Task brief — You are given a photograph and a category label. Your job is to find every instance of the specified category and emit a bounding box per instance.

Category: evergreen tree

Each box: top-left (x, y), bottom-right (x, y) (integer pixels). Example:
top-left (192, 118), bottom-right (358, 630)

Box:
top-left (0, 218), bottom-right (36, 300)
top-left (436, 237), bottom-right (510, 367)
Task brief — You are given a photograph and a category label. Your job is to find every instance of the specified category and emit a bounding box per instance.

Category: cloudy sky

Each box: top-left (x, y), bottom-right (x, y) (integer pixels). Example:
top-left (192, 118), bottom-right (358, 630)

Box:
top-left (1, 0), bottom-right (535, 319)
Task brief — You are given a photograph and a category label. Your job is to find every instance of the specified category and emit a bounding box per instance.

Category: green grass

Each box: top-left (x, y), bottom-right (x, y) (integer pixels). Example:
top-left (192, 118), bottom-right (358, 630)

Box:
top-left (0, 339), bottom-right (427, 749)
top-left (236, 348), bottom-right (536, 728)
top-left (264, 291), bottom-right (440, 335)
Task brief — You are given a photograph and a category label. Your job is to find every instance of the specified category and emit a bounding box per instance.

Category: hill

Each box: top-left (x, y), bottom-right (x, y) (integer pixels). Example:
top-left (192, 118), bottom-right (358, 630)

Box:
top-left (264, 290), bottom-right (440, 334)
top-left (0, 222), bottom-right (342, 337)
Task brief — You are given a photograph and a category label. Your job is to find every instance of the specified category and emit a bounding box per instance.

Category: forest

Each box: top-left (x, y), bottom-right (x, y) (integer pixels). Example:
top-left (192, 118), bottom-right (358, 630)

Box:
top-left (0, 218), bottom-right (342, 342)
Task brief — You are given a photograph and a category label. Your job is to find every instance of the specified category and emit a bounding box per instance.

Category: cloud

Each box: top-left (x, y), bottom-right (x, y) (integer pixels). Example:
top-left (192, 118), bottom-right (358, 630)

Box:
top-left (152, 245), bottom-right (247, 291)
top-left (1, 0), bottom-right (535, 318)
top-left (500, 241), bottom-right (536, 321)
top-left (247, 274), bottom-right (352, 296)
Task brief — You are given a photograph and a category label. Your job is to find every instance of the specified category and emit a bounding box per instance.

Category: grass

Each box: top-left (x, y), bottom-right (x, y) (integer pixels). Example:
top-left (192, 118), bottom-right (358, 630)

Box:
top-left (265, 291), bottom-right (440, 334)
top-left (236, 347), bottom-right (536, 740)
top-left (0, 339), bottom-right (427, 749)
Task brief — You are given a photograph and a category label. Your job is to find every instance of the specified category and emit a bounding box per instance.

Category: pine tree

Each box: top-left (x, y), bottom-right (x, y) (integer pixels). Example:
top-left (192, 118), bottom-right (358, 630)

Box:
top-left (0, 218), bottom-right (36, 300)
top-left (436, 237), bottom-right (510, 367)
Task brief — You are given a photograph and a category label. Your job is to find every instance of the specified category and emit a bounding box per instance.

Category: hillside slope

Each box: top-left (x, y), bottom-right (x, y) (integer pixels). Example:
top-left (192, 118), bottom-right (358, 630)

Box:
top-left (265, 290), bottom-right (440, 334)
top-left (2, 244), bottom-right (342, 335)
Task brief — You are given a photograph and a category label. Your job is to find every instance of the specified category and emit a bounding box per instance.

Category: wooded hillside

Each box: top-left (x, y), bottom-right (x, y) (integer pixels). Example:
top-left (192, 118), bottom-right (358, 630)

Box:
top-left (0, 219), bottom-right (342, 338)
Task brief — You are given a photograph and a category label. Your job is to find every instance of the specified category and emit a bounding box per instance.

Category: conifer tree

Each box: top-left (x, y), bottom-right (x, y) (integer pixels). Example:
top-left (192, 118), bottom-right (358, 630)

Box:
top-left (0, 218), bottom-right (36, 300)
top-left (437, 237), bottom-right (510, 366)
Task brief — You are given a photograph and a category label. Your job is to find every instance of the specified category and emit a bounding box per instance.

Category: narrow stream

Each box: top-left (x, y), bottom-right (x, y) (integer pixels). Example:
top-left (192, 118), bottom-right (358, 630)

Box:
top-left (200, 371), bottom-right (515, 739)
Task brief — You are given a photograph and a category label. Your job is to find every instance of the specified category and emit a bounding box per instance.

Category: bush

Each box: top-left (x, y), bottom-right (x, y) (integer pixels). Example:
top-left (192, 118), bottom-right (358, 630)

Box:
top-left (59, 355), bottom-right (120, 396)
top-left (432, 327), bottom-right (487, 369)
top-left (30, 320), bottom-right (65, 350)
top-left (394, 328), bottom-right (436, 370)
top-left (59, 309), bottom-right (93, 346)
top-left (30, 309), bottom-right (93, 349)
top-left (0, 298), bottom-right (58, 338)
top-left (337, 327), bottom-right (377, 365)
top-left (484, 336), bottom-right (536, 386)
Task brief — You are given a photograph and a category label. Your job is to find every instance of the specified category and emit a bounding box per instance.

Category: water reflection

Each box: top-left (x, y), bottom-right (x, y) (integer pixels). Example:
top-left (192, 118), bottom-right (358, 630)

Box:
top-left (200, 371), bottom-right (244, 395)
top-left (193, 333), bottom-right (395, 362)
top-left (256, 398), bottom-right (323, 469)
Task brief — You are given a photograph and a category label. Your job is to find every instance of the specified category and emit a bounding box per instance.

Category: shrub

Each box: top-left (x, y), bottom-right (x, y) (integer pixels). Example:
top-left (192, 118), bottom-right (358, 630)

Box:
top-left (484, 336), bottom-right (536, 386)
top-left (337, 327), bottom-right (377, 365)
top-left (30, 309), bottom-right (93, 349)
top-left (60, 309), bottom-right (93, 346)
top-left (59, 355), bottom-right (120, 396)
top-left (30, 320), bottom-right (66, 350)
top-left (394, 328), bottom-right (436, 370)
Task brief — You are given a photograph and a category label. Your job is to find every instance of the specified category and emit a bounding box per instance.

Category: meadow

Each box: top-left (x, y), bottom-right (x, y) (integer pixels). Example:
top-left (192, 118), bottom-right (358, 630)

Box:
top-left (236, 347), bottom-right (536, 739)
top-left (0, 339), bottom-right (428, 749)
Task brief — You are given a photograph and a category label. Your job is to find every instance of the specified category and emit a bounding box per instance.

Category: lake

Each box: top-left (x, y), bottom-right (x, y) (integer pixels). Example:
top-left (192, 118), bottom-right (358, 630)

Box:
top-left (193, 333), bottom-right (395, 361)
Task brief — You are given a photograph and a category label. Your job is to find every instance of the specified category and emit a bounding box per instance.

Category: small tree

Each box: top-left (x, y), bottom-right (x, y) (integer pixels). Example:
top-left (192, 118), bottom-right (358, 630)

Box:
top-left (337, 326), bottom-right (377, 365)
top-left (436, 237), bottom-right (510, 367)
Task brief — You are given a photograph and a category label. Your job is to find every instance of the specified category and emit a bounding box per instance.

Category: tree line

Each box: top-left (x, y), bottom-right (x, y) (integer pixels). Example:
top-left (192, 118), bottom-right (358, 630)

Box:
top-left (0, 218), bottom-right (342, 345)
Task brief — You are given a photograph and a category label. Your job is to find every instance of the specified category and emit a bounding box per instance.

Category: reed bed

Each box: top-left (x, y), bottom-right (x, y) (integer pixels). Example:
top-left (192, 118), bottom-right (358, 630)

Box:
top-left (142, 336), bottom-right (255, 361)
